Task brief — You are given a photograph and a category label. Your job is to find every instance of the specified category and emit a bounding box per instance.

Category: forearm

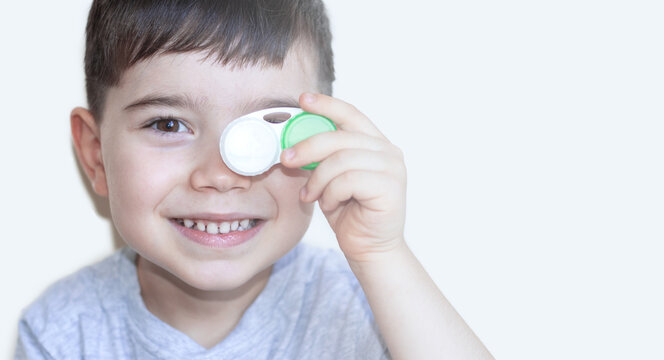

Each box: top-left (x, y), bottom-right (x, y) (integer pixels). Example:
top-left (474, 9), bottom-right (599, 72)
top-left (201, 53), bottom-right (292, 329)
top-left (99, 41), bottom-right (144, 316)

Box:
top-left (348, 241), bottom-right (494, 360)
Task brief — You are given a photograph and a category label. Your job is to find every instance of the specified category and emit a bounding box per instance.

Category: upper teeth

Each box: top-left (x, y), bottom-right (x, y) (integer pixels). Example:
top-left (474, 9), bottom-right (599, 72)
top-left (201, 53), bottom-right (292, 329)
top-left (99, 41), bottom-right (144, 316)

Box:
top-left (178, 218), bottom-right (256, 234)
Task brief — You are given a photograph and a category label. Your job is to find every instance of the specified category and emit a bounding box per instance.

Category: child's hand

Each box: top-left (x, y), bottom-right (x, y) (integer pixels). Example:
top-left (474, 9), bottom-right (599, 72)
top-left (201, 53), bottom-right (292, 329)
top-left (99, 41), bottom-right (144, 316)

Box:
top-left (281, 93), bottom-right (407, 264)
top-left (282, 94), bottom-right (494, 359)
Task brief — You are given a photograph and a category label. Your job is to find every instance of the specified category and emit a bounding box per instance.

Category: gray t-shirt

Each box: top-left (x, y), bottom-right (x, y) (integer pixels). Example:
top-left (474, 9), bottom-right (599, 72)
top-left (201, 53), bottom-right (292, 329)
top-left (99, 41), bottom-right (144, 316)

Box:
top-left (15, 243), bottom-right (389, 359)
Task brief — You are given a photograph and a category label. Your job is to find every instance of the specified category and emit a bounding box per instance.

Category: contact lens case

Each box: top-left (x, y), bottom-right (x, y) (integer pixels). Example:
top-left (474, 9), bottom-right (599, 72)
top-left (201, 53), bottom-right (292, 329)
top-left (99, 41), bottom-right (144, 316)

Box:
top-left (220, 107), bottom-right (336, 176)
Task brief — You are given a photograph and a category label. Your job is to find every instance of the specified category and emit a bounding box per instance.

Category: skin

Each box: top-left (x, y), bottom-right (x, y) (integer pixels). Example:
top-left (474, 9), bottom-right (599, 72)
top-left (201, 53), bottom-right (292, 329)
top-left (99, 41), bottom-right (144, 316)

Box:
top-left (72, 47), bottom-right (494, 358)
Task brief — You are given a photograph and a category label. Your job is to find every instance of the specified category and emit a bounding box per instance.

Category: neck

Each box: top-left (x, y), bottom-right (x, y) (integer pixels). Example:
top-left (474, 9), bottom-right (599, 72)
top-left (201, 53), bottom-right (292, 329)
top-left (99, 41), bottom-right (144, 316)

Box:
top-left (136, 255), bottom-right (272, 349)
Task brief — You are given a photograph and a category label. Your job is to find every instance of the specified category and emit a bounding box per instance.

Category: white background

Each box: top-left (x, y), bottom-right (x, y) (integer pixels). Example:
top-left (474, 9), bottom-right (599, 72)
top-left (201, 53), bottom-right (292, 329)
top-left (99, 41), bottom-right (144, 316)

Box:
top-left (1, 1), bottom-right (663, 359)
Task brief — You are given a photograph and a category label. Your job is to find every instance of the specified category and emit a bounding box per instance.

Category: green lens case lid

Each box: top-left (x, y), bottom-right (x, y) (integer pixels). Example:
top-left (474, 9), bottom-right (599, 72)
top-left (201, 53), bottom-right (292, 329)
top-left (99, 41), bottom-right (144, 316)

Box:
top-left (281, 112), bottom-right (337, 170)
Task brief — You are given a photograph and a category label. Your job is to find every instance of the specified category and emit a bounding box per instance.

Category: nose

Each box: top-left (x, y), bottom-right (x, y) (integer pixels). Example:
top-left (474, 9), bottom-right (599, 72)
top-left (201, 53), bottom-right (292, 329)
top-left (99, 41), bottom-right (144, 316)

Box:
top-left (189, 142), bottom-right (252, 193)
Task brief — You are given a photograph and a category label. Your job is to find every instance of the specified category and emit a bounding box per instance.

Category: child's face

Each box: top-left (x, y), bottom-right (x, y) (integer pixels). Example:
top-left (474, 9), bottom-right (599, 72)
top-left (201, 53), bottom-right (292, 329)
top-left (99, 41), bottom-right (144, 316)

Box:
top-left (97, 49), bottom-right (318, 291)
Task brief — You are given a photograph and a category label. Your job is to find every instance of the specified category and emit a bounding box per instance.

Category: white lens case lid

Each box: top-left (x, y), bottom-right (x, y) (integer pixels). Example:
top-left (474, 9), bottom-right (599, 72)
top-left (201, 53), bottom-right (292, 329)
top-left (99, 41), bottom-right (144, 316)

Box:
top-left (219, 107), bottom-right (304, 176)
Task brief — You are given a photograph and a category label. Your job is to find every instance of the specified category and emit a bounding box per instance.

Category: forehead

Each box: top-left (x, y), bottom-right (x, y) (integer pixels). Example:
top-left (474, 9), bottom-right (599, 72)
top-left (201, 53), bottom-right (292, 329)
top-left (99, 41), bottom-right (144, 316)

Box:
top-left (107, 46), bottom-right (319, 114)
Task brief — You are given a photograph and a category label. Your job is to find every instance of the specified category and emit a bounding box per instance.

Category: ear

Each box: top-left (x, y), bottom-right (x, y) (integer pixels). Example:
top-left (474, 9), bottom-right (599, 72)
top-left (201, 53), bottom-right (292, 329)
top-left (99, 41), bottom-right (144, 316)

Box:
top-left (71, 107), bottom-right (108, 197)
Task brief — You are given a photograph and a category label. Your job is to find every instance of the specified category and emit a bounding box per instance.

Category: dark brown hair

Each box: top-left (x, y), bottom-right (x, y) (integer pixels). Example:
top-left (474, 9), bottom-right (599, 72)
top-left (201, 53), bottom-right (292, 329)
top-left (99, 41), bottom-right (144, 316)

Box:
top-left (84, 0), bottom-right (334, 120)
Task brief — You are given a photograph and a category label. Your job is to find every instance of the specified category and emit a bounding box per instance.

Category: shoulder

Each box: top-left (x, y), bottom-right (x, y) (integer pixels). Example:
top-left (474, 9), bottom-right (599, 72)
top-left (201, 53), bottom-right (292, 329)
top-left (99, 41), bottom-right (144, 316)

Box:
top-left (284, 243), bottom-right (362, 297)
top-left (17, 248), bottom-right (134, 358)
top-left (273, 243), bottom-right (389, 358)
top-left (286, 242), bottom-right (354, 280)
top-left (291, 243), bottom-right (375, 319)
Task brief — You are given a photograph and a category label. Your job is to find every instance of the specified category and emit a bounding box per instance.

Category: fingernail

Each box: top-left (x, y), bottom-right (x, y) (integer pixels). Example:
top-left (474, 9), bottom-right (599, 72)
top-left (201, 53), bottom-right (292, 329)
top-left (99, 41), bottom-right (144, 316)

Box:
top-left (283, 148), bottom-right (296, 161)
top-left (302, 93), bottom-right (316, 104)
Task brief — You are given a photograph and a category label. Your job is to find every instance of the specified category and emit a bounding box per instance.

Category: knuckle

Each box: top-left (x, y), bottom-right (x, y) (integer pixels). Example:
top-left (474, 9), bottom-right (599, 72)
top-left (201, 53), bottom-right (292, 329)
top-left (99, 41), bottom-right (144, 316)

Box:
top-left (310, 164), bottom-right (329, 186)
top-left (341, 170), bottom-right (356, 183)
top-left (389, 143), bottom-right (405, 160)
top-left (346, 103), bottom-right (360, 114)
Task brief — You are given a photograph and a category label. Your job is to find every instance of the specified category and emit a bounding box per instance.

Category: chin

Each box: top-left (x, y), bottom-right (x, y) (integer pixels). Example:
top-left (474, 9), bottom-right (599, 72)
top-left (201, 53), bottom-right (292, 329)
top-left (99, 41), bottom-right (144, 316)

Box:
top-left (175, 261), bottom-right (272, 293)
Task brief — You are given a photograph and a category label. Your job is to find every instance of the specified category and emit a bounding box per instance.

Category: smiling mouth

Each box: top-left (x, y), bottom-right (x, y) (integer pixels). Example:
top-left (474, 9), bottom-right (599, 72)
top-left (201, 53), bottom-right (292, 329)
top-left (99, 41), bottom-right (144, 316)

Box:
top-left (173, 218), bottom-right (259, 235)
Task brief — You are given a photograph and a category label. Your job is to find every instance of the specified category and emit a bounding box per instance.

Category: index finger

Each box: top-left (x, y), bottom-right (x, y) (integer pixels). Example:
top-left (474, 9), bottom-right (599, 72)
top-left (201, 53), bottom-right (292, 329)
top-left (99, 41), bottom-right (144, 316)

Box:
top-left (299, 93), bottom-right (386, 139)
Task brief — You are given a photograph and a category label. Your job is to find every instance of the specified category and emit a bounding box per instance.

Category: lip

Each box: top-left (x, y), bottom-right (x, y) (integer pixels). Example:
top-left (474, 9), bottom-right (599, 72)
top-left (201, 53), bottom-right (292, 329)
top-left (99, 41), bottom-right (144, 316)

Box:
top-left (170, 218), bottom-right (265, 248)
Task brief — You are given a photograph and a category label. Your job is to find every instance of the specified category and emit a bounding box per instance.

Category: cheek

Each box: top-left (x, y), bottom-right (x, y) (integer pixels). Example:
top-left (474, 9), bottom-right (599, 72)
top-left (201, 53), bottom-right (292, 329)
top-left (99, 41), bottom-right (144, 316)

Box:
top-left (268, 167), bottom-right (314, 221)
top-left (267, 172), bottom-right (314, 257)
top-left (103, 140), bottom-right (187, 228)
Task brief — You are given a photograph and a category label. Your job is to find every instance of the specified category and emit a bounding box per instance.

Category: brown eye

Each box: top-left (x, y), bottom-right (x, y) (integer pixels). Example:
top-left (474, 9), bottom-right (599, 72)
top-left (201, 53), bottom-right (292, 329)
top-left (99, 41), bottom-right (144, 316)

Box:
top-left (151, 118), bottom-right (188, 133)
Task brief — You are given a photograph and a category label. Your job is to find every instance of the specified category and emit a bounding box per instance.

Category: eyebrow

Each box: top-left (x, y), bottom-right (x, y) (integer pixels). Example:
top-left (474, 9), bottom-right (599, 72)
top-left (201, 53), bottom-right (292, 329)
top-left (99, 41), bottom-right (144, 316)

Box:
top-left (123, 93), bottom-right (301, 113)
top-left (123, 93), bottom-right (205, 112)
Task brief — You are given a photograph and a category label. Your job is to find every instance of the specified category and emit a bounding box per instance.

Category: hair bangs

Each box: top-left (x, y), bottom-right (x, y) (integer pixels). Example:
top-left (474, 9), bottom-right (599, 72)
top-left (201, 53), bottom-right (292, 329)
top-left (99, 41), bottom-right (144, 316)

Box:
top-left (85, 0), bottom-right (334, 119)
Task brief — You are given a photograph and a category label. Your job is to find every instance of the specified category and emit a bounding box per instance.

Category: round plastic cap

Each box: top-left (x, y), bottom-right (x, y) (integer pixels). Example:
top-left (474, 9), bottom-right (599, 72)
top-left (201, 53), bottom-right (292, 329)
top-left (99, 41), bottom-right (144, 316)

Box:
top-left (220, 118), bottom-right (280, 176)
top-left (281, 112), bottom-right (337, 170)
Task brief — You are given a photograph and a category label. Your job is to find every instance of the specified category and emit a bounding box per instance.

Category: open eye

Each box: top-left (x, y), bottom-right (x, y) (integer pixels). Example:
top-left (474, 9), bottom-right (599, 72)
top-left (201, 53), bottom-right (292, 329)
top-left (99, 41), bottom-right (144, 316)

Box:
top-left (148, 118), bottom-right (190, 133)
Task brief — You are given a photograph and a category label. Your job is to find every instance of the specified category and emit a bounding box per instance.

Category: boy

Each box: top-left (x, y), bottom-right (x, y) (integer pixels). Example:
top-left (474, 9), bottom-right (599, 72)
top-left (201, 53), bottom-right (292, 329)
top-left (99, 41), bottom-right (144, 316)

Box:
top-left (15, 0), bottom-right (492, 359)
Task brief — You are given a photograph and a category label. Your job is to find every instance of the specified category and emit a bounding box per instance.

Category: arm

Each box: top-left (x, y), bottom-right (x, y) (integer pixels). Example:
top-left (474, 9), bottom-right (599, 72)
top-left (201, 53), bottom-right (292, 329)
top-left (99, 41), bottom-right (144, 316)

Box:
top-left (349, 242), bottom-right (493, 360)
top-left (282, 93), bottom-right (493, 359)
